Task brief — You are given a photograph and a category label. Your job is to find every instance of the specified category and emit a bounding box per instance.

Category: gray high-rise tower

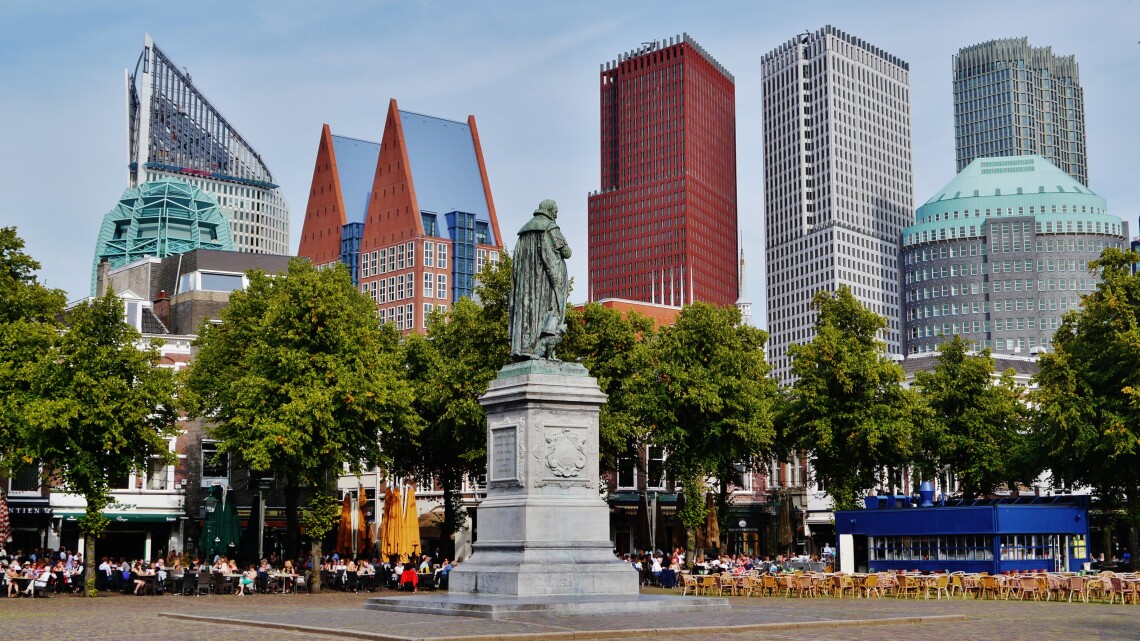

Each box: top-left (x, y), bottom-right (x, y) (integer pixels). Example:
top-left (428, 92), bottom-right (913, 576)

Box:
top-left (953, 38), bottom-right (1087, 186)
top-left (762, 26), bottom-right (913, 381)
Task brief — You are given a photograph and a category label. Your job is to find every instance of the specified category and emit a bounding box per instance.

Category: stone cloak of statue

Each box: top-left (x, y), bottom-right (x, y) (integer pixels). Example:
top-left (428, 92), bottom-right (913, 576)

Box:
top-left (509, 199), bottom-right (572, 361)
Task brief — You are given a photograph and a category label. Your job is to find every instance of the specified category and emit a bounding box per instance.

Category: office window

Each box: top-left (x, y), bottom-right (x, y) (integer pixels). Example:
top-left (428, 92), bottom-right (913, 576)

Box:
top-left (396, 305), bottom-right (405, 330)
top-left (406, 242), bottom-right (415, 267)
top-left (617, 455), bottom-right (637, 489)
top-left (379, 248), bottom-right (387, 275)
top-left (201, 440), bottom-right (228, 479)
top-left (397, 274), bottom-right (405, 300)
top-left (397, 244), bottom-right (405, 270)
top-left (405, 275), bottom-right (414, 299)
top-left (437, 274), bottom-right (447, 300)
top-left (438, 244), bottom-right (448, 269)
top-left (424, 242), bottom-right (435, 267)
top-left (423, 273), bottom-right (434, 298)
top-left (423, 303), bottom-right (433, 328)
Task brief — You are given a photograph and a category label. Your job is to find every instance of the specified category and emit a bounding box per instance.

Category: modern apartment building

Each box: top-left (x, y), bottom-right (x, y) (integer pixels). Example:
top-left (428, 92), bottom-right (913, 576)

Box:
top-left (954, 38), bottom-right (1087, 186)
top-left (902, 155), bottom-right (1126, 356)
top-left (587, 34), bottom-right (738, 307)
top-left (762, 26), bottom-right (914, 381)
top-left (127, 34), bottom-right (290, 255)
top-left (297, 99), bottom-right (504, 332)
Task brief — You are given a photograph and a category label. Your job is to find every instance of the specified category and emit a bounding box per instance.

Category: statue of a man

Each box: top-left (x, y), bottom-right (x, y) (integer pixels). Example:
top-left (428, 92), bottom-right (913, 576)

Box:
top-left (509, 199), bottom-right (572, 361)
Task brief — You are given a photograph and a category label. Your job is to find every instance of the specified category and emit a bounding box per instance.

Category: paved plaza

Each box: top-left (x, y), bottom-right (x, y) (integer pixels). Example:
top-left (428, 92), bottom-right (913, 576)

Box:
top-left (1, 588), bottom-right (1138, 641)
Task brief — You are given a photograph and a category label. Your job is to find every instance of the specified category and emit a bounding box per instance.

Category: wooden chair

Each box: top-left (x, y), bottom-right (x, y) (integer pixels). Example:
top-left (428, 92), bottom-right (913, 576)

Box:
top-left (979, 575), bottom-right (1000, 600)
top-left (1065, 576), bottom-right (1087, 603)
top-left (717, 573), bottom-right (737, 596)
top-left (1085, 577), bottom-right (1107, 603)
top-left (929, 575), bottom-right (950, 600)
top-left (812, 574), bottom-right (832, 597)
top-left (680, 574), bottom-right (699, 596)
top-left (698, 575), bottom-right (718, 595)
top-left (760, 575), bottom-right (778, 597)
top-left (738, 575), bottom-right (758, 597)
top-left (1017, 576), bottom-right (1041, 601)
top-left (791, 574), bottom-right (815, 598)
top-left (835, 574), bottom-right (856, 598)
top-left (862, 573), bottom-right (882, 598)
top-left (896, 575), bottom-right (921, 599)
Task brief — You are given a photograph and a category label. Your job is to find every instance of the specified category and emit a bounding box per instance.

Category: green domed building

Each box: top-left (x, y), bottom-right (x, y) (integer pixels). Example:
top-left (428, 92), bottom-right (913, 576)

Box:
top-left (91, 178), bottom-right (234, 294)
top-left (902, 156), bottom-right (1127, 356)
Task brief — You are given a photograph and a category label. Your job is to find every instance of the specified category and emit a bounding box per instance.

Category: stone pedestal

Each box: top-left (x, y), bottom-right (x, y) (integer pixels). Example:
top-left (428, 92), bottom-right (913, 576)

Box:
top-left (364, 361), bottom-right (729, 618)
top-left (448, 360), bottom-right (639, 597)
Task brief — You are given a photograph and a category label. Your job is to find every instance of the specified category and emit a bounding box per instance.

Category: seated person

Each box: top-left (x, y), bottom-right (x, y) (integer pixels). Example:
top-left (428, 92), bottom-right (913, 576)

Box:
top-left (6, 563), bottom-right (22, 598)
top-left (237, 565), bottom-right (257, 595)
top-left (132, 562), bottom-right (151, 595)
top-left (418, 555), bottom-right (432, 573)
top-left (399, 565), bottom-right (419, 592)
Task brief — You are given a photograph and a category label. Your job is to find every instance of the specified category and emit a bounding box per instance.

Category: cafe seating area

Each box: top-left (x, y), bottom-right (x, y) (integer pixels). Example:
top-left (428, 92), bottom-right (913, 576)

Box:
top-left (673, 568), bottom-right (1140, 604)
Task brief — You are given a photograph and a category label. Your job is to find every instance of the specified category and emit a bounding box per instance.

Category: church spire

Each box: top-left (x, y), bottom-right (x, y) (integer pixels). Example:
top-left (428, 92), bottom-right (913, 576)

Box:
top-left (735, 240), bottom-right (752, 326)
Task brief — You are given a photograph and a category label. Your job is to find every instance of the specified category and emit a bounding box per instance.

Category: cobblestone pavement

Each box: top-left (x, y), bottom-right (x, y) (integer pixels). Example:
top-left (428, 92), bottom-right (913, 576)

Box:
top-left (1, 589), bottom-right (1137, 641)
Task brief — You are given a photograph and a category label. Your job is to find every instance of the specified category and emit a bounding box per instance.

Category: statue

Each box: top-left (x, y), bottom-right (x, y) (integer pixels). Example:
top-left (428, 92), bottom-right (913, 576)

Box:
top-left (509, 199), bottom-right (571, 361)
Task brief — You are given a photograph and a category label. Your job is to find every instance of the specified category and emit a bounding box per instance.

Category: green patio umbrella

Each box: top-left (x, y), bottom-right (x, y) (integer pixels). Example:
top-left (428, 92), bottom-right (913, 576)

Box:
top-left (200, 486), bottom-right (241, 561)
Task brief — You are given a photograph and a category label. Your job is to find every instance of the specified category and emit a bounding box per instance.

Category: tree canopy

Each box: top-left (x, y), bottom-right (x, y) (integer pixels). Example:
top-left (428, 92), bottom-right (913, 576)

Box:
top-left (560, 301), bottom-right (656, 470)
top-left (1031, 247), bottom-right (1140, 563)
top-left (624, 302), bottom-right (779, 538)
top-left (182, 258), bottom-right (418, 571)
top-left (912, 335), bottom-right (1028, 498)
top-left (19, 289), bottom-right (179, 595)
top-left (783, 286), bottom-right (918, 510)
top-left (390, 256), bottom-right (512, 551)
top-left (0, 227), bottom-right (66, 471)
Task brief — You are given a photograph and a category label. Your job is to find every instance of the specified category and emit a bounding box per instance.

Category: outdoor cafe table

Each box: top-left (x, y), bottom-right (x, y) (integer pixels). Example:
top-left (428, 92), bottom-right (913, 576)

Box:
top-left (270, 573), bottom-right (296, 594)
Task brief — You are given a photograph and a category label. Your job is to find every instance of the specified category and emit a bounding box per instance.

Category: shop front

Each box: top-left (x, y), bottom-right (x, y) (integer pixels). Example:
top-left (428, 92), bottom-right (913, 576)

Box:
top-left (835, 496), bottom-right (1090, 574)
top-left (6, 504), bottom-right (54, 553)
top-left (58, 511), bottom-right (186, 561)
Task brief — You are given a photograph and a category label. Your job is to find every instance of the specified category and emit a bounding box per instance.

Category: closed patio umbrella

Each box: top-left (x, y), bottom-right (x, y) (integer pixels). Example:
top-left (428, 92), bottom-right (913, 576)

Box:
top-left (220, 488), bottom-right (242, 559)
top-left (336, 493), bottom-right (353, 556)
top-left (403, 485), bottom-right (420, 561)
top-left (0, 489), bottom-right (11, 547)
top-left (200, 485), bottom-right (224, 560)
top-left (357, 485), bottom-right (370, 556)
top-left (381, 487), bottom-right (401, 559)
top-left (635, 493), bottom-right (651, 552)
top-left (704, 493), bottom-right (720, 552)
top-left (240, 492), bottom-right (261, 563)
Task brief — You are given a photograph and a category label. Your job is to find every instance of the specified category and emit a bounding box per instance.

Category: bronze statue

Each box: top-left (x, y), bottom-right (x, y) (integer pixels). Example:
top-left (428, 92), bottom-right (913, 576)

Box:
top-left (509, 199), bottom-right (571, 360)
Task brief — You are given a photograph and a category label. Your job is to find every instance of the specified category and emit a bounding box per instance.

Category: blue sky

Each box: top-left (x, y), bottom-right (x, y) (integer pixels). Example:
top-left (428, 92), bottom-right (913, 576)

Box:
top-left (1, 1), bottom-right (1137, 324)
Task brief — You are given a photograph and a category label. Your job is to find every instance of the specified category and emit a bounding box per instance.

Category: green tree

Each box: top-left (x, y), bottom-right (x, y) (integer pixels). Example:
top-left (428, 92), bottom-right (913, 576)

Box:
top-left (0, 228), bottom-right (66, 470)
top-left (1032, 247), bottom-right (1140, 568)
top-left (625, 302), bottom-right (778, 556)
top-left (19, 290), bottom-right (178, 596)
top-left (389, 256), bottom-right (512, 556)
top-left (783, 286), bottom-right (917, 510)
top-left (182, 259), bottom-right (418, 586)
top-left (560, 301), bottom-right (656, 470)
top-left (912, 335), bottom-right (1028, 498)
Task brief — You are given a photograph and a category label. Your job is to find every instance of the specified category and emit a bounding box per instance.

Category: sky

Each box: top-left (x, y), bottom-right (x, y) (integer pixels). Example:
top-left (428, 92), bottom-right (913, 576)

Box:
top-left (2, 1), bottom-right (1137, 324)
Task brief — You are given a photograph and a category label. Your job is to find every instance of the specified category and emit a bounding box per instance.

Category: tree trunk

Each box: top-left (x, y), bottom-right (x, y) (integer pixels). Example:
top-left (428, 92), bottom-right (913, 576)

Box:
top-left (84, 533), bottom-right (97, 597)
top-left (1128, 490), bottom-right (1140, 572)
top-left (284, 479), bottom-right (300, 561)
top-left (308, 538), bottom-right (322, 592)
top-left (441, 479), bottom-right (458, 561)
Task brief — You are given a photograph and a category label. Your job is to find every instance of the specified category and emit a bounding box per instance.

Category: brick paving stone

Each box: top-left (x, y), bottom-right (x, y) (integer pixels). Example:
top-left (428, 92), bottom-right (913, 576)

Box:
top-left (1, 589), bottom-right (1138, 641)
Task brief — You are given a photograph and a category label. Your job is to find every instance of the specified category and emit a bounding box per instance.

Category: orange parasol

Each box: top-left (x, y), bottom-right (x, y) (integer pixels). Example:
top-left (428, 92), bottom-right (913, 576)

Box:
top-left (336, 493), bottom-right (353, 556)
top-left (381, 486), bottom-right (402, 559)
top-left (403, 485), bottom-right (420, 561)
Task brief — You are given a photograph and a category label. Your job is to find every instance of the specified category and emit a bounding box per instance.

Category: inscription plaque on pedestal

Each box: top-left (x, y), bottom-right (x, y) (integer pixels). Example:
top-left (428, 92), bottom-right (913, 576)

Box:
top-left (490, 425), bottom-right (518, 482)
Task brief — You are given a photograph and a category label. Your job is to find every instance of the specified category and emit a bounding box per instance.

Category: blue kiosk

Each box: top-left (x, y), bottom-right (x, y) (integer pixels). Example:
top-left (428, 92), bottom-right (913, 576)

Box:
top-left (835, 495), bottom-right (1090, 574)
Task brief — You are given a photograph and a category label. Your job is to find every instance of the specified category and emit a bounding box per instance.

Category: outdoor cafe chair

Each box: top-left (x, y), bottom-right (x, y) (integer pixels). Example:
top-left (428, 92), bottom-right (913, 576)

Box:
top-left (1106, 577), bottom-right (1137, 604)
top-left (1016, 576), bottom-right (1041, 601)
top-left (211, 572), bottom-right (233, 595)
top-left (862, 573), bottom-right (883, 598)
top-left (292, 572), bottom-right (309, 594)
top-left (792, 574), bottom-right (816, 598)
top-left (1065, 575), bottom-right (1087, 603)
top-left (680, 574), bottom-right (699, 596)
top-left (697, 575), bottom-right (718, 595)
top-left (1085, 576), bottom-right (1107, 603)
top-left (834, 574), bottom-right (856, 598)
top-left (896, 574), bottom-right (921, 599)
top-left (979, 575), bottom-right (1001, 600)
top-left (193, 571), bottom-right (210, 596)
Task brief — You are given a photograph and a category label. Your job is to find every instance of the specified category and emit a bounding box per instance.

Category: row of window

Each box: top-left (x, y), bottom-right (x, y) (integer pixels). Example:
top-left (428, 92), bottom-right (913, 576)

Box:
top-left (908, 276), bottom-right (1098, 302)
top-left (908, 316), bottom-right (1064, 340)
top-left (908, 296), bottom-right (1081, 320)
top-left (361, 273), bottom-right (448, 303)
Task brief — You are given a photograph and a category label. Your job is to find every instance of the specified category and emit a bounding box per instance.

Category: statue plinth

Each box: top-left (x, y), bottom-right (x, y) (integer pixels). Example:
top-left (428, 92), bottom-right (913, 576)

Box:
top-left (447, 362), bottom-right (638, 597)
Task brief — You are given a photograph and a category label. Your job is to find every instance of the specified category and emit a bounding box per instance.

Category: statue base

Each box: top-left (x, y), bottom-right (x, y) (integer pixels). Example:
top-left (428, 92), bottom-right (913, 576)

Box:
top-left (447, 362), bottom-right (638, 598)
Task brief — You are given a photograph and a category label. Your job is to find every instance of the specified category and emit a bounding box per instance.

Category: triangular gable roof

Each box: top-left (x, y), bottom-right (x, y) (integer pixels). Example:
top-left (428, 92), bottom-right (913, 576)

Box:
top-left (331, 135), bottom-right (381, 225)
top-left (398, 110), bottom-right (491, 223)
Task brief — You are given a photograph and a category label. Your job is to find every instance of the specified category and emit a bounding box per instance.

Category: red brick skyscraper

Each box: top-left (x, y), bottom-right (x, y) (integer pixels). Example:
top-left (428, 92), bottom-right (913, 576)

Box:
top-left (588, 34), bottom-right (738, 307)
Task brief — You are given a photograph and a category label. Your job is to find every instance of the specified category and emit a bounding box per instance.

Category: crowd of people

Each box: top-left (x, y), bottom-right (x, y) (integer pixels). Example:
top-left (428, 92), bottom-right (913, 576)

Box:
top-left (621, 547), bottom-right (838, 587)
top-left (0, 545), bottom-right (457, 597)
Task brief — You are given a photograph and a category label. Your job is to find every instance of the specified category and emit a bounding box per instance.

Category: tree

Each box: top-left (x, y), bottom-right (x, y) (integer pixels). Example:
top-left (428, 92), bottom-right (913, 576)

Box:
top-left (182, 259), bottom-right (418, 587)
top-left (624, 302), bottom-right (779, 556)
top-left (912, 335), bottom-right (1028, 498)
top-left (783, 286), bottom-right (918, 510)
top-left (1032, 247), bottom-right (1140, 568)
top-left (0, 227), bottom-right (66, 470)
top-left (389, 256), bottom-right (512, 556)
top-left (19, 290), bottom-right (179, 596)
top-left (559, 301), bottom-right (656, 470)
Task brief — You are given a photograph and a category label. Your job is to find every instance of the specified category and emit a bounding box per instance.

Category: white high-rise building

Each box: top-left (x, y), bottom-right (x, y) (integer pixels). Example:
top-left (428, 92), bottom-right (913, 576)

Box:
top-left (127, 34), bottom-right (290, 256)
top-left (762, 26), bottom-right (914, 381)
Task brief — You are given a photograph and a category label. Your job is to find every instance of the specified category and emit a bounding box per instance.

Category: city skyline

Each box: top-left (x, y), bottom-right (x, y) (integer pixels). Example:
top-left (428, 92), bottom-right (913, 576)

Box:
top-left (2, 1), bottom-right (1138, 327)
